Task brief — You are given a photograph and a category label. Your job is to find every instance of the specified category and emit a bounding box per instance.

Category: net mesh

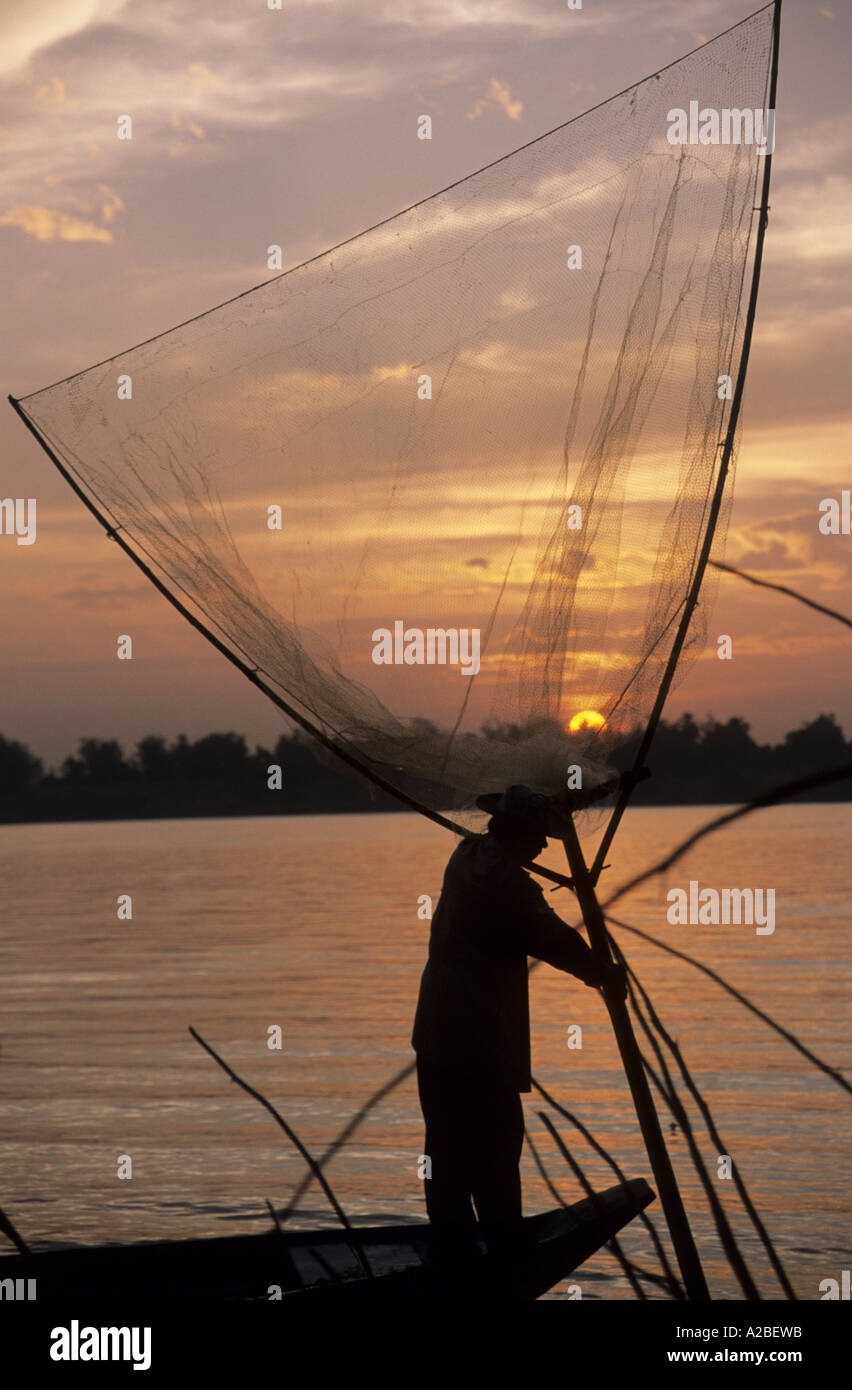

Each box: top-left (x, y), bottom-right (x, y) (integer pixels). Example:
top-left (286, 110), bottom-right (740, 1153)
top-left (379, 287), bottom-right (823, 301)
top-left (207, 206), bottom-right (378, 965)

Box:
top-left (19, 6), bottom-right (776, 817)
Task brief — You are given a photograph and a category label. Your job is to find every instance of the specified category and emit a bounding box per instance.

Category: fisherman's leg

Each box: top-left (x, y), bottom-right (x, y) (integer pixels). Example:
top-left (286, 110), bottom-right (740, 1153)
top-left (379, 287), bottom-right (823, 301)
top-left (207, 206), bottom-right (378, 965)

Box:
top-left (416, 1056), bottom-right (477, 1249)
top-left (469, 1086), bottom-right (527, 1254)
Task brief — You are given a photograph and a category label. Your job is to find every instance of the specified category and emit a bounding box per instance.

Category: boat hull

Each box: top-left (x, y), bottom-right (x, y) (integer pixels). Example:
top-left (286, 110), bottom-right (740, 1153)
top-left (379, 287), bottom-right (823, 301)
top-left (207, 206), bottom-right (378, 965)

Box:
top-left (0, 1178), bottom-right (654, 1301)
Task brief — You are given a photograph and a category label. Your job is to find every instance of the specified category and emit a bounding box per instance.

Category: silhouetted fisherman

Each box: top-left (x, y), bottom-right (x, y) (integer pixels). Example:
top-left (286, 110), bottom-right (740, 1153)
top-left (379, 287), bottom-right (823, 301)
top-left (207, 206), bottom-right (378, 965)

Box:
top-left (412, 781), bottom-right (629, 1260)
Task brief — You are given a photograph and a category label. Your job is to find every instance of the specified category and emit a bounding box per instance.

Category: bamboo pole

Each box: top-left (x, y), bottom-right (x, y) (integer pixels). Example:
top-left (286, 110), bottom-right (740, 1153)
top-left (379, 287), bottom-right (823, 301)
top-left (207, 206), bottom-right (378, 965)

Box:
top-left (561, 816), bottom-right (710, 1300)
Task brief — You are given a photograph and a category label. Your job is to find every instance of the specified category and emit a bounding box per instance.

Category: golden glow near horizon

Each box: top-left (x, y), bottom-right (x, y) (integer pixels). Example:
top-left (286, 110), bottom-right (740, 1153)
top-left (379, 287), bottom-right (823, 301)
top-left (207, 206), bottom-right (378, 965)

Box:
top-left (568, 709), bottom-right (606, 733)
top-left (2, 5), bottom-right (850, 769)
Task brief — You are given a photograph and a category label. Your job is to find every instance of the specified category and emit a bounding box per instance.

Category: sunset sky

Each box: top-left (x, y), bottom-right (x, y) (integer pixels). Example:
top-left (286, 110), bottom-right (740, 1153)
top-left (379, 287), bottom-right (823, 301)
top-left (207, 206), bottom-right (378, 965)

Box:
top-left (1, 0), bottom-right (850, 771)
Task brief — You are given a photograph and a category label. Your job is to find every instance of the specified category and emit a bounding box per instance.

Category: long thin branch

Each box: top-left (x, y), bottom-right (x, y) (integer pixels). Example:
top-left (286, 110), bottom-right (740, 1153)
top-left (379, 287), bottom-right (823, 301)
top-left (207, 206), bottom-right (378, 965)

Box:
top-left (281, 1060), bottom-right (416, 1220)
top-left (525, 1129), bottom-right (677, 1295)
top-left (531, 1077), bottom-right (684, 1298)
top-left (188, 1026), bottom-right (372, 1277)
top-left (630, 1029), bottom-right (763, 1301)
top-left (605, 912), bottom-right (852, 1099)
top-left (537, 1112), bottom-right (646, 1300)
top-left (619, 958), bottom-right (761, 1299)
top-left (602, 763), bottom-right (852, 912)
top-left (0, 1205), bottom-right (30, 1256)
top-left (614, 941), bottom-right (796, 1299)
top-left (607, 926), bottom-right (788, 1300)
top-left (526, 1128), bottom-right (571, 1209)
top-left (710, 560), bottom-right (852, 631)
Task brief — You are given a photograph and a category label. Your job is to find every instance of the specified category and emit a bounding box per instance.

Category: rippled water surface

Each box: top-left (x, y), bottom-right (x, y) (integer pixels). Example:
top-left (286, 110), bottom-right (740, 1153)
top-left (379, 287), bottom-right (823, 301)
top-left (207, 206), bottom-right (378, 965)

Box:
top-left (1, 806), bottom-right (850, 1299)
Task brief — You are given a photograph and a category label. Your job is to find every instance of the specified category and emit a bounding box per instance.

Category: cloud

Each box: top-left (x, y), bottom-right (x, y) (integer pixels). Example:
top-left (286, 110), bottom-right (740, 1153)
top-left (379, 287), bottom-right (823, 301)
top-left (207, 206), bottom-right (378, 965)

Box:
top-left (775, 118), bottom-right (852, 179)
top-left (726, 499), bottom-right (852, 591)
top-left (0, 0), bottom-right (128, 76)
top-left (736, 538), bottom-right (807, 572)
top-left (34, 76), bottom-right (78, 109)
top-left (186, 62), bottom-right (219, 90)
top-left (97, 183), bottom-right (124, 223)
top-left (374, 0), bottom-right (664, 37)
top-left (56, 571), bottom-right (146, 606)
top-left (168, 110), bottom-right (206, 157)
top-left (170, 112), bottom-right (205, 140)
top-left (768, 175), bottom-right (852, 264)
top-left (466, 78), bottom-right (524, 122)
top-left (0, 204), bottom-right (113, 242)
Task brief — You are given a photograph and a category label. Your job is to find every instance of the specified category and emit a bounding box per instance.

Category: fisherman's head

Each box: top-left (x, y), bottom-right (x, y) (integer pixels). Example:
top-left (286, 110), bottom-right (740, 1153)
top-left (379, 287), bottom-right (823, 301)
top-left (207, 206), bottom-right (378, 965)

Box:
top-left (487, 812), bottom-right (547, 863)
top-left (476, 785), bottom-right (564, 863)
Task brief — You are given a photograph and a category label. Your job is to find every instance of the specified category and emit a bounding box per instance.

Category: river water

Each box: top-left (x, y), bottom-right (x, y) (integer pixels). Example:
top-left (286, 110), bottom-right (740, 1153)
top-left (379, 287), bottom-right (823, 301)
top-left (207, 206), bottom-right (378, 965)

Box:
top-left (1, 805), bottom-right (849, 1299)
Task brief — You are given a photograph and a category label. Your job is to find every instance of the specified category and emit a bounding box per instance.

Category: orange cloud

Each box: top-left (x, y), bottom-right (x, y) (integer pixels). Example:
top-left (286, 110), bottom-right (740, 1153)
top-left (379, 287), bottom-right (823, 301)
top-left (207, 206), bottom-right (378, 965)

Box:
top-left (168, 111), bottom-right (206, 158)
top-left (97, 184), bottom-right (125, 224)
top-left (466, 78), bottom-right (524, 122)
top-left (34, 77), bottom-right (78, 109)
top-left (187, 62), bottom-right (219, 89)
top-left (170, 111), bottom-right (205, 140)
top-left (0, 204), bottom-right (112, 242)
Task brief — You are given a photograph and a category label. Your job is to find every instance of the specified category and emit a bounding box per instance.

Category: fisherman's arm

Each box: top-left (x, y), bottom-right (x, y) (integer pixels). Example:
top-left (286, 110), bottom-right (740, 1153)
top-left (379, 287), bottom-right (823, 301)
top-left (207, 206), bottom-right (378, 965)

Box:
top-left (510, 874), bottom-right (626, 997)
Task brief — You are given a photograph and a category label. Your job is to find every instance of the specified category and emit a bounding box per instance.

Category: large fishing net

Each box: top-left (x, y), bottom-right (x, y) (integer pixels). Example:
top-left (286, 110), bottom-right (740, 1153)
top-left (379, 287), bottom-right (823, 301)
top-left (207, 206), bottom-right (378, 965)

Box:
top-left (16, 6), bottom-right (777, 817)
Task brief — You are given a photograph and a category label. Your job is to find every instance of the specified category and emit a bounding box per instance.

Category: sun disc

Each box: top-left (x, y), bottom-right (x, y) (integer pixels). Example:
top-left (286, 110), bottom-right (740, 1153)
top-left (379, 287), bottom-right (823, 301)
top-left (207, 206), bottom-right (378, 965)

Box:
top-left (568, 709), bottom-right (606, 733)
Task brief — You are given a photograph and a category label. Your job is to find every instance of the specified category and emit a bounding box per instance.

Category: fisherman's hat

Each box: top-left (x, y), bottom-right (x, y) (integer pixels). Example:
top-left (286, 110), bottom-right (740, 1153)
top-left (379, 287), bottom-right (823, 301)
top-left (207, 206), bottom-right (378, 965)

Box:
top-left (474, 784), bottom-right (574, 838)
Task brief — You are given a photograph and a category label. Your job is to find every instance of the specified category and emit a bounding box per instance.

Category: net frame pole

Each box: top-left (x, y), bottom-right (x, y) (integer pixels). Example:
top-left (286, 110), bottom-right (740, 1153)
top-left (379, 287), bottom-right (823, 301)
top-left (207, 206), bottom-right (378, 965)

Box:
top-left (590, 0), bottom-right (782, 884)
top-left (562, 816), bottom-right (710, 1301)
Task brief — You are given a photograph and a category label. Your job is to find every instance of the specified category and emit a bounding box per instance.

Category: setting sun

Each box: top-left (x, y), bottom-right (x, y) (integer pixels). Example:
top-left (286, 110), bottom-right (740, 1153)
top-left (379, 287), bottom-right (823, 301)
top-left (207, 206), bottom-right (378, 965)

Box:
top-left (568, 709), bottom-right (606, 733)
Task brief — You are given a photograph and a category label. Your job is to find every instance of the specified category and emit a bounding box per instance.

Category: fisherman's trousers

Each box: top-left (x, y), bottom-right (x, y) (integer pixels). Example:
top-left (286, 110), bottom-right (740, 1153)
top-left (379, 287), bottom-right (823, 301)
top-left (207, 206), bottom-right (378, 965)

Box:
top-left (416, 1055), bottom-right (524, 1249)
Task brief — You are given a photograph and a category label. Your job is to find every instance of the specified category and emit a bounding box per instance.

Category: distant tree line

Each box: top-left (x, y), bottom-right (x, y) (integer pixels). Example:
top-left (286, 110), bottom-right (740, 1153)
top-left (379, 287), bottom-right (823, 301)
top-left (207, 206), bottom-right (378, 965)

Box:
top-left (0, 713), bottom-right (850, 824)
top-left (607, 712), bottom-right (851, 805)
top-left (0, 730), bottom-right (393, 822)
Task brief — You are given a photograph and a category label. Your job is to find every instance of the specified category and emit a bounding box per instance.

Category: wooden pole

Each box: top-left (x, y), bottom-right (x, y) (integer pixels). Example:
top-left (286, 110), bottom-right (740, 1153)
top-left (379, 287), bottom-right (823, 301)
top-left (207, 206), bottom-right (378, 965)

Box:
top-left (562, 816), bottom-right (710, 1301)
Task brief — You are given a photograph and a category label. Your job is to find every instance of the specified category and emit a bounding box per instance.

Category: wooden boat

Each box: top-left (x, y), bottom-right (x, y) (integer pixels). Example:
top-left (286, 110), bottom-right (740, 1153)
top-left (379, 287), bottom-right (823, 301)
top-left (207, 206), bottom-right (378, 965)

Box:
top-left (0, 1178), bottom-right (653, 1301)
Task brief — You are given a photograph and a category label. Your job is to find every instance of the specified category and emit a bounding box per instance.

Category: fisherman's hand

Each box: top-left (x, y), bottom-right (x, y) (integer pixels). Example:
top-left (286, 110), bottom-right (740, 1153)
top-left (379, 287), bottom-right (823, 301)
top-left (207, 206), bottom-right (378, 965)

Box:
top-left (594, 959), bottom-right (628, 1002)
